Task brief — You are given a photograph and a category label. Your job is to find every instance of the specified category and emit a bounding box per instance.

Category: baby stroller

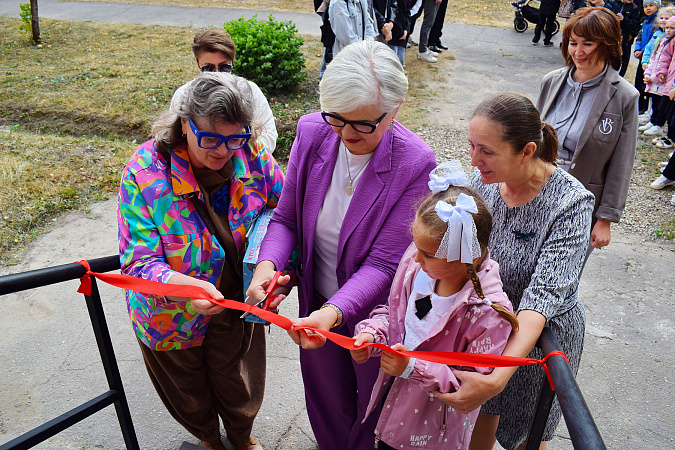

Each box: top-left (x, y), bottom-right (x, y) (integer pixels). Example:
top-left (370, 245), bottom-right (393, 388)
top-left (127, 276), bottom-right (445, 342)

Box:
top-left (511, 0), bottom-right (560, 35)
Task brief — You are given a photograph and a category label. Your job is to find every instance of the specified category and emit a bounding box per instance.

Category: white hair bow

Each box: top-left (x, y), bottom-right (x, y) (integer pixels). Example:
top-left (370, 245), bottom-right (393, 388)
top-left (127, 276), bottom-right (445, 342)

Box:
top-left (427, 160), bottom-right (468, 193)
top-left (434, 193), bottom-right (482, 264)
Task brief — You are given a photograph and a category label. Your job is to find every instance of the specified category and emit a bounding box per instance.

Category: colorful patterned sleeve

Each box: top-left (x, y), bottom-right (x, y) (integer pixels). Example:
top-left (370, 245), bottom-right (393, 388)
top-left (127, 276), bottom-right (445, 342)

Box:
top-left (252, 140), bottom-right (285, 208)
top-left (117, 154), bottom-right (177, 305)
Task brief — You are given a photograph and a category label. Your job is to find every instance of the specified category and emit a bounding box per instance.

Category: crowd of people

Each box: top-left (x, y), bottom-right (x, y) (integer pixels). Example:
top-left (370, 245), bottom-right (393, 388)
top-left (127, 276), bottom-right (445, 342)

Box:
top-left (114, 3), bottom-right (653, 450)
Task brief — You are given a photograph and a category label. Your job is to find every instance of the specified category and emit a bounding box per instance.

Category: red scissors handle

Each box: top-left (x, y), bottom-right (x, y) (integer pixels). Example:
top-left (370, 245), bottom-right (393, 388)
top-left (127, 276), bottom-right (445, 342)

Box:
top-left (263, 271), bottom-right (283, 309)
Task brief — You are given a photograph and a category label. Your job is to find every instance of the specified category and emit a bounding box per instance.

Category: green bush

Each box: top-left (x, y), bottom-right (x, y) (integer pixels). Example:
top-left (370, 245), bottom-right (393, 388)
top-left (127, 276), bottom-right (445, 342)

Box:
top-left (19, 3), bottom-right (31, 32)
top-left (225, 15), bottom-right (307, 94)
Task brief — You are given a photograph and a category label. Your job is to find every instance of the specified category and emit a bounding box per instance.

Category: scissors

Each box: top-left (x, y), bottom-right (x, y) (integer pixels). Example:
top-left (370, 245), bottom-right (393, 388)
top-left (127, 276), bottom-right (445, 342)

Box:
top-left (240, 270), bottom-right (283, 319)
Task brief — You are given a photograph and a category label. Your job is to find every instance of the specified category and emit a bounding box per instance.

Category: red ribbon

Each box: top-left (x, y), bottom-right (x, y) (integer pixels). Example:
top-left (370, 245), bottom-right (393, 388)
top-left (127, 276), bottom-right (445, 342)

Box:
top-left (75, 261), bottom-right (569, 390)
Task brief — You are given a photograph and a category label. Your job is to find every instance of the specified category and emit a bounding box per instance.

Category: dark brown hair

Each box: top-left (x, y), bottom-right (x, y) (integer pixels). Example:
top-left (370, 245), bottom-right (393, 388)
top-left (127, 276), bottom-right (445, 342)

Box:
top-left (415, 185), bottom-right (519, 331)
top-left (472, 92), bottom-right (558, 164)
top-left (192, 28), bottom-right (236, 62)
top-left (561, 7), bottom-right (622, 71)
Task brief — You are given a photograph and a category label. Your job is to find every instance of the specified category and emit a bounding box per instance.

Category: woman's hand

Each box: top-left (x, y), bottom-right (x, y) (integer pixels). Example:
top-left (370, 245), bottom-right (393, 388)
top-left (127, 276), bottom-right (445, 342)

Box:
top-left (590, 219), bottom-right (612, 248)
top-left (246, 260), bottom-right (291, 310)
top-left (288, 307), bottom-right (338, 349)
top-left (669, 89), bottom-right (675, 101)
top-left (351, 332), bottom-right (375, 364)
top-left (380, 343), bottom-right (410, 377)
top-left (616, 13), bottom-right (623, 21)
top-left (634, 50), bottom-right (642, 60)
top-left (432, 370), bottom-right (506, 414)
top-left (659, 73), bottom-right (667, 83)
top-left (166, 273), bottom-right (226, 315)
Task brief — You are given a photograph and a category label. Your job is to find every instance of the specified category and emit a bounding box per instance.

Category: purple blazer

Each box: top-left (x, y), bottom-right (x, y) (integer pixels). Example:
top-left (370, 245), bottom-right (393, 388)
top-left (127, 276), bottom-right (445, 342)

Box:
top-left (258, 112), bottom-right (437, 328)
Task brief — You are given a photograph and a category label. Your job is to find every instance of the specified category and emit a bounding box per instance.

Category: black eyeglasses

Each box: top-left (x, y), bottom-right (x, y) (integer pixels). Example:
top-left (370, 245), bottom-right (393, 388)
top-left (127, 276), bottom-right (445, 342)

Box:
top-left (200, 62), bottom-right (233, 73)
top-left (321, 112), bottom-right (389, 134)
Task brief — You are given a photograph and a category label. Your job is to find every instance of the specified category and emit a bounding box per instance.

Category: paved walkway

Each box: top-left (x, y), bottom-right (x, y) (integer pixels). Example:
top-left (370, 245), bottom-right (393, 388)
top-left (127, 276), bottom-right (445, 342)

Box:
top-left (1, 2), bottom-right (674, 449)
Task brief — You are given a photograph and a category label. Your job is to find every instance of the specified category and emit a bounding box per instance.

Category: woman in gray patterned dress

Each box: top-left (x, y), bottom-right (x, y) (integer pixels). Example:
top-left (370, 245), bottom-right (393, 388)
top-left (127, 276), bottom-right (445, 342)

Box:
top-left (433, 92), bottom-right (594, 450)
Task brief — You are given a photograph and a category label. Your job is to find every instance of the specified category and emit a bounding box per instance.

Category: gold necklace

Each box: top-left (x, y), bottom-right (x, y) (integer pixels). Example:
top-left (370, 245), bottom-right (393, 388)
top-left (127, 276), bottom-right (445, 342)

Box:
top-left (344, 145), bottom-right (372, 196)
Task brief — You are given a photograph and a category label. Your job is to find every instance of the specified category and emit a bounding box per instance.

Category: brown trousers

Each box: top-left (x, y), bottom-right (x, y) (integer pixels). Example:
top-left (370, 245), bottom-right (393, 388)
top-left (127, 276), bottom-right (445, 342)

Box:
top-left (138, 308), bottom-right (266, 443)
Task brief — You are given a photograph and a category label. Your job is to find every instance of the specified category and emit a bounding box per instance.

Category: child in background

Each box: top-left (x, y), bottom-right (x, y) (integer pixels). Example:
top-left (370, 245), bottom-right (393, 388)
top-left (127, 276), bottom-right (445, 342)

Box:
top-left (648, 15), bottom-right (675, 159)
top-left (350, 162), bottom-right (517, 450)
top-left (387, 0), bottom-right (413, 68)
top-left (609, 0), bottom-right (642, 76)
top-left (639, 8), bottom-right (674, 125)
top-left (641, 14), bottom-right (675, 138)
top-left (635, 1), bottom-right (661, 117)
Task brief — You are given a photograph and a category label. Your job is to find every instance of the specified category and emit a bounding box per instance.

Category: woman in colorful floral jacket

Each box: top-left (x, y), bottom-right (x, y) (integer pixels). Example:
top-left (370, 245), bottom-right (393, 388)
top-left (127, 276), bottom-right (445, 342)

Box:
top-left (117, 72), bottom-right (284, 450)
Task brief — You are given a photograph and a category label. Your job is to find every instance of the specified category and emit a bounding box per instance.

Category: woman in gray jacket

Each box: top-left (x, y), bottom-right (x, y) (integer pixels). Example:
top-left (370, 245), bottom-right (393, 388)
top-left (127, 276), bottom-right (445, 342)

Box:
top-left (537, 6), bottom-right (638, 256)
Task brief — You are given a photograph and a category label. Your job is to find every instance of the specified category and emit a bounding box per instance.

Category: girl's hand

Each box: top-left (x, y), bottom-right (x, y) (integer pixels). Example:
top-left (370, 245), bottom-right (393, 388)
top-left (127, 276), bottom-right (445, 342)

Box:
top-left (380, 343), bottom-right (410, 377)
top-left (659, 74), bottom-right (667, 83)
top-left (432, 370), bottom-right (505, 414)
top-left (351, 333), bottom-right (375, 363)
top-left (669, 89), bottom-right (675, 101)
top-left (590, 219), bottom-right (612, 248)
top-left (634, 50), bottom-right (642, 59)
top-left (287, 307), bottom-right (338, 349)
top-left (400, 30), bottom-right (408, 41)
top-left (616, 13), bottom-right (624, 21)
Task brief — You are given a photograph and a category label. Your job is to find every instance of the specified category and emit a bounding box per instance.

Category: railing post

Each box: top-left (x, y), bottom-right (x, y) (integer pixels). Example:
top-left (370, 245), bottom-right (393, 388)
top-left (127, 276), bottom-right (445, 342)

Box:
top-left (524, 374), bottom-right (555, 449)
top-left (83, 277), bottom-right (139, 450)
top-left (539, 328), bottom-right (606, 450)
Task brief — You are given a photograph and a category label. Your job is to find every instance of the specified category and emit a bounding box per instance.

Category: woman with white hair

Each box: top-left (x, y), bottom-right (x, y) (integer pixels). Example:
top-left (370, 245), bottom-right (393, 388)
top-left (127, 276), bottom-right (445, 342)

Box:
top-left (248, 40), bottom-right (436, 449)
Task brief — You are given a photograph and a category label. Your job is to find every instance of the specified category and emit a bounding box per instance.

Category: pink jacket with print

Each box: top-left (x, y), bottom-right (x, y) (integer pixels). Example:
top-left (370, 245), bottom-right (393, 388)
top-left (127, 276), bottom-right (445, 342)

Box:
top-left (645, 37), bottom-right (670, 95)
top-left (654, 36), bottom-right (675, 95)
top-left (355, 244), bottom-right (514, 450)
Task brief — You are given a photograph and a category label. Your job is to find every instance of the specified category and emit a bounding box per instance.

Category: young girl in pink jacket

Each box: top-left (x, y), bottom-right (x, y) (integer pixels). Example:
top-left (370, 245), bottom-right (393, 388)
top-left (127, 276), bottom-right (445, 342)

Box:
top-left (350, 161), bottom-right (518, 450)
top-left (641, 16), bottom-right (675, 140)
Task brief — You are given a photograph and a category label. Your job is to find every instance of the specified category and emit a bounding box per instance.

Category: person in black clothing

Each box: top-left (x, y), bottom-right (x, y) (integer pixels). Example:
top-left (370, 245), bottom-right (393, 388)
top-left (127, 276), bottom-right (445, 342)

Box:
top-left (428, 0), bottom-right (448, 53)
top-left (373, 0), bottom-right (398, 43)
top-left (533, 0), bottom-right (562, 46)
top-left (609, 0), bottom-right (642, 76)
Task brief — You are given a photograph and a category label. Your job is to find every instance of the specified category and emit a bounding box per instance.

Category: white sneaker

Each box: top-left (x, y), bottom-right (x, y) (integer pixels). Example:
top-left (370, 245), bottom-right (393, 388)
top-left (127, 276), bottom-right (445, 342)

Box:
top-left (657, 137), bottom-right (675, 149)
top-left (670, 193), bottom-right (675, 206)
top-left (417, 51), bottom-right (437, 63)
top-left (427, 49), bottom-right (439, 57)
top-left (644, 125), bottom-right (664, 136)
top-left (653, 136), bottom-right (664, 145)
top-left (650, 175), bottom-right (675, 189)
top-left (639, 115), bottom-right (650, 125)
top-left (409, 37), bottom-right (418, 46)
top-left (639, 122), bottom-right (655, 131)
top-left (659, 161), bottom-right (669, 168)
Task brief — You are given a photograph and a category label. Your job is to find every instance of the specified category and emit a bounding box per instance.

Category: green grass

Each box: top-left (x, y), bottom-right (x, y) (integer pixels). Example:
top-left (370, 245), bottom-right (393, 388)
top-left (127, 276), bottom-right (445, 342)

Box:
top-left (0, 129), bottom-right (135, 264)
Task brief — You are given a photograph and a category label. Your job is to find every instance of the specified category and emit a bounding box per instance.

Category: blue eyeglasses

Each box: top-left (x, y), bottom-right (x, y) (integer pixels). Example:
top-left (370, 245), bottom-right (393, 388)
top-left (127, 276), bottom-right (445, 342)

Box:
top-left (188, 119), bottom-right (251, 150)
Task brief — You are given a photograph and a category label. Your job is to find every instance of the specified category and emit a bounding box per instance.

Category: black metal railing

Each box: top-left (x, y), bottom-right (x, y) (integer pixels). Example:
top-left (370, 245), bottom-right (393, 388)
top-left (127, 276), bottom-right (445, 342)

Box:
top-left (525, 327), bottom-right (606, 449)
top-left (0, 256), bottom-right (139, 450)
top-left (0, 256), bottom-right (606, 450)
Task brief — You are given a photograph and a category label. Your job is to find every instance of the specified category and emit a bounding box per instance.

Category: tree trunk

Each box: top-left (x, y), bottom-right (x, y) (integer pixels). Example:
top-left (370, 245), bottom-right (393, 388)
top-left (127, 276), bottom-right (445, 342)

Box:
top-left (30, 0), bottom-right (40, 44)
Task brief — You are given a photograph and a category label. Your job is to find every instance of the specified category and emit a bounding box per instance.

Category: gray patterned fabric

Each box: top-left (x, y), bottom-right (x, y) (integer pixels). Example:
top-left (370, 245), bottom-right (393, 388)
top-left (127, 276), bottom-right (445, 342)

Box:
top-left (470, 167), bottom-right (594, 449)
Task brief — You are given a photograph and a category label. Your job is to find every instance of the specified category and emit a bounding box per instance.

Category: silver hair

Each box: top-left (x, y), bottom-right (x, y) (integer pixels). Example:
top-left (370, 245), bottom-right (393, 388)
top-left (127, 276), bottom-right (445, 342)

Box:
top-left (319, 40), bottom-right (408, 114)
top-left (152, 72), bottom-right (259, 154)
